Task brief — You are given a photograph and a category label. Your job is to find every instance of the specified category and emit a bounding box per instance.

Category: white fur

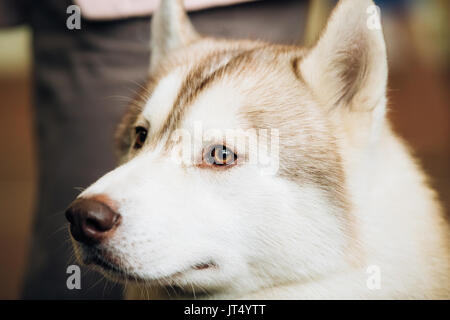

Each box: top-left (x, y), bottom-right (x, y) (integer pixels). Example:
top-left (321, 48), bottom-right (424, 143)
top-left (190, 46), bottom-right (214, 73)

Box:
top-left (142, 68), bottom-right (185, 136)
top-left (72, 0), bottom-right (449, 299)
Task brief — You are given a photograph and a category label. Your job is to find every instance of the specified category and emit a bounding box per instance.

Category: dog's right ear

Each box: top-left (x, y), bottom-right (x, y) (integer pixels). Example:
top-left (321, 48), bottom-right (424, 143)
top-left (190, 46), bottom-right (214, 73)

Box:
top-left (150, 0), bottom-right (199, 71)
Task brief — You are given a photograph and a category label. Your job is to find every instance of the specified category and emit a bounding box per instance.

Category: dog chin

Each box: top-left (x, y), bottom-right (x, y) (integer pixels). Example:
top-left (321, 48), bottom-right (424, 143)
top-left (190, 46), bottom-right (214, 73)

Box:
top-left (75, 242), bottom-right (221, 290)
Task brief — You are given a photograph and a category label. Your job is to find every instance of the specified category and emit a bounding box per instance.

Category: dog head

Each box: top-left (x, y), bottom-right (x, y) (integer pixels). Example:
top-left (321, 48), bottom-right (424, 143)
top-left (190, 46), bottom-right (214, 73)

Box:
top-left (66, 0), bottom-right (387, 297)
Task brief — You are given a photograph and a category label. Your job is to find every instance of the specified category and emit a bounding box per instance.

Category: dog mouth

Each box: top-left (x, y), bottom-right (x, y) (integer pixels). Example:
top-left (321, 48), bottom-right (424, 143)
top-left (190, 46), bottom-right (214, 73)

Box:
top-left (192, 262), bottom-right (217, 270)
top-left (89, 253), bottom-right (125, 275)
top-left (81, 248), bottom-right (131, 280)
top-left (81, 246), bottom-right (218, 283)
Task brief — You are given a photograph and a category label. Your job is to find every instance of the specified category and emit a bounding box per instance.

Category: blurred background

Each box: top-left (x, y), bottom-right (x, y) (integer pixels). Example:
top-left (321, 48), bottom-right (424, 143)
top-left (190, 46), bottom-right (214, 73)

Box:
top-left (0, 0), bottom-right (448, 299)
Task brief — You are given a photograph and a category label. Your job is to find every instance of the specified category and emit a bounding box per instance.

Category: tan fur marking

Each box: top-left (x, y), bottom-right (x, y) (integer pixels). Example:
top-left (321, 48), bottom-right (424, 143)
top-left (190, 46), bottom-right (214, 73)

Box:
top-left (149, 47), bottom-right (264, 148)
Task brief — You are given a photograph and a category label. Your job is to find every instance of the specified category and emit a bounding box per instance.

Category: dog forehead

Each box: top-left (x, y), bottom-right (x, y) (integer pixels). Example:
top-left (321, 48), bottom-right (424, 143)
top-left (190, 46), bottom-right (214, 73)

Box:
top-left (139, 44), bottom-right (307, 145)
top-left (141, 66), bottom-right (187, 135)
top-left (183, 79), bottom-right (245, 132)
top-left (139, 53), bottom-right (245, 137)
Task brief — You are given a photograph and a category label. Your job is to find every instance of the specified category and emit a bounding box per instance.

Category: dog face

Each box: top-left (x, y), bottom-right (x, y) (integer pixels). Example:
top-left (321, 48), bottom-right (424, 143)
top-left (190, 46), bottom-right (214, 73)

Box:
top-left (66, 0), bottom-right (387, 297)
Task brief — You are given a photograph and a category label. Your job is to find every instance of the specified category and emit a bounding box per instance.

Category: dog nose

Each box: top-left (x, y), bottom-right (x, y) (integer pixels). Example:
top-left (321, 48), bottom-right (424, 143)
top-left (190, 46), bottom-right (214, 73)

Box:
top-left (65, 198), bottom-right (121, 245)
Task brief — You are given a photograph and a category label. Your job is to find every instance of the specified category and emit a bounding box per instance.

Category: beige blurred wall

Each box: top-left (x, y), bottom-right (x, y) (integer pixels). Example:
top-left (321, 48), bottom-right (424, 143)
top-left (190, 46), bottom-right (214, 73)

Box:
top-left (0, 26), bottom-right (31, 77)
top-left (0, 26), bottom-right (35, 299)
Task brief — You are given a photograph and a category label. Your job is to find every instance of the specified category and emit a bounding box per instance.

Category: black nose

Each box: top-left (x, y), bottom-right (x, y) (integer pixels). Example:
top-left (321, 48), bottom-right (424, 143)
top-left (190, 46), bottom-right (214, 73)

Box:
top-left (65, 198), bottom-right (121, 245)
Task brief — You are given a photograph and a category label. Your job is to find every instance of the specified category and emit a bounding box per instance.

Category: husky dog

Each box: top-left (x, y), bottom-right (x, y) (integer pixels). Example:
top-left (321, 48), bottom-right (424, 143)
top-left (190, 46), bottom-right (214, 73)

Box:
top-left (65, 0), bottom-right (450, 299)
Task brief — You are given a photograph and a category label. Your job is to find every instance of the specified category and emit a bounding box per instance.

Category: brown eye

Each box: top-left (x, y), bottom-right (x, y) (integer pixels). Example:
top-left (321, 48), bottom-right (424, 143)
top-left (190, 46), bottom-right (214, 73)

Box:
top-left (205, 145), bottom-right (237, 167)
top-left (133, 126), bottom-right (148, 149)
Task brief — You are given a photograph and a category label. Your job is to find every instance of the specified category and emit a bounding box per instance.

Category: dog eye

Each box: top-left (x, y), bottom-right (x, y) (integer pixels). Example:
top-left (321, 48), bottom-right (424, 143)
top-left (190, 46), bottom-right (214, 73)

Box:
top-left (133, 126), bottom-right (148, 149)
top-left (205, 145), bottom-right (237, 167)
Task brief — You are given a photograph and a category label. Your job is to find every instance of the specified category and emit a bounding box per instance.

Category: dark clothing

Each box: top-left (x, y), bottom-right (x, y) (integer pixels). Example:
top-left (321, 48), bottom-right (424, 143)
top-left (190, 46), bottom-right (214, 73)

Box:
top-left (22, 0), bottom-right (152, 299)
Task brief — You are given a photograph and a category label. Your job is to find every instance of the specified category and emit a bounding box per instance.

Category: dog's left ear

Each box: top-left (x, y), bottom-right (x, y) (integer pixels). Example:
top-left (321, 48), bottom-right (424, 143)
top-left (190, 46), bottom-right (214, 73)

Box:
top-left (299, 0), bottom-right (387, 112)
top-left (150, 0), bottom-right (199, 71)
